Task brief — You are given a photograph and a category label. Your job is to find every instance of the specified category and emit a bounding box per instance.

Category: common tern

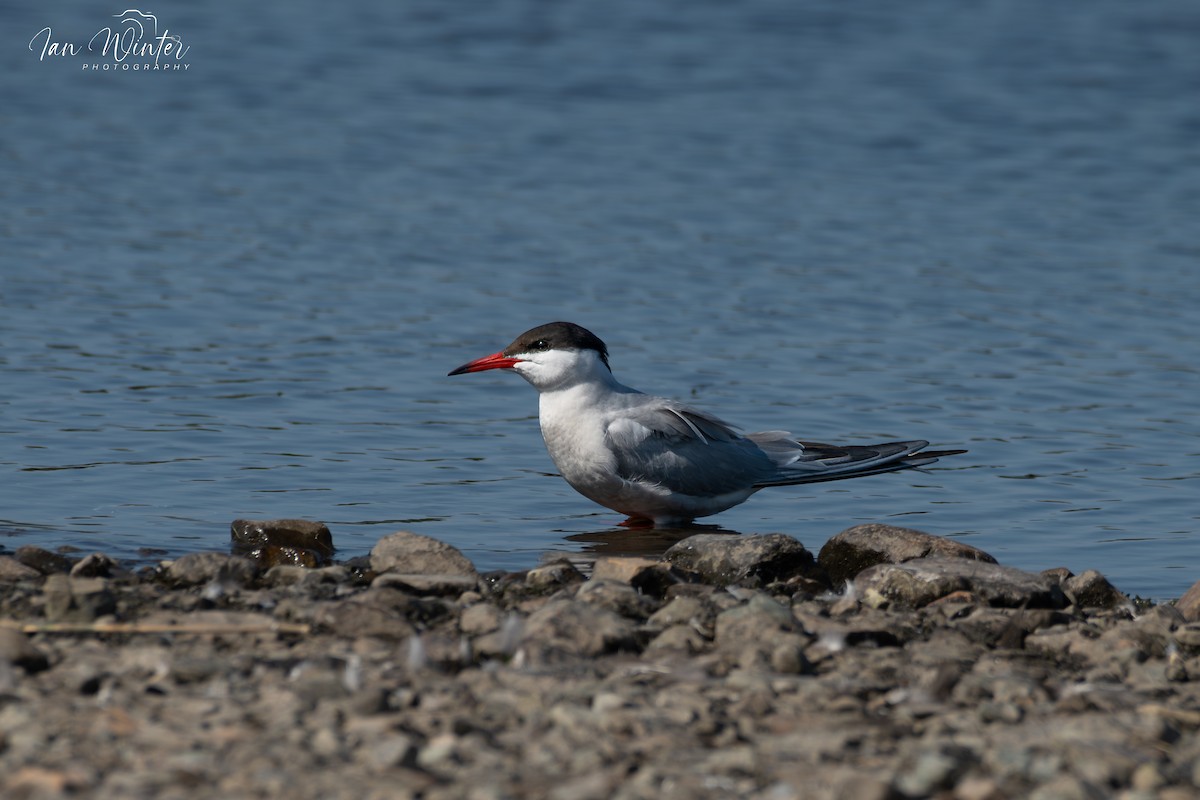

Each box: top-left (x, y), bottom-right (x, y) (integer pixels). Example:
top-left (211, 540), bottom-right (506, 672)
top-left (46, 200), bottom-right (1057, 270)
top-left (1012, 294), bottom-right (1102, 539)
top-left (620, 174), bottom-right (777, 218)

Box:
top-left (449, 321), bottom-right (964, 526)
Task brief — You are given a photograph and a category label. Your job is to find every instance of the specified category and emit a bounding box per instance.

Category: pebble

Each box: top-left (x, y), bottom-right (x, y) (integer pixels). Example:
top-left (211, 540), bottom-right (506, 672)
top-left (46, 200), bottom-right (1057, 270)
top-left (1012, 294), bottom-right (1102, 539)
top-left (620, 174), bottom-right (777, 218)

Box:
top-left (663, 533), bottom-right (822, 588)
top-left (370, 531), bottom-right (478, 578)
top-left (855, 557), bottom-right (1067, 609)
top-left (0, 556), bottom-right (41, 582)
top-left (818, 522), bottom-right (997, 586)
top-left (165, 552), bottom-right (258, 588)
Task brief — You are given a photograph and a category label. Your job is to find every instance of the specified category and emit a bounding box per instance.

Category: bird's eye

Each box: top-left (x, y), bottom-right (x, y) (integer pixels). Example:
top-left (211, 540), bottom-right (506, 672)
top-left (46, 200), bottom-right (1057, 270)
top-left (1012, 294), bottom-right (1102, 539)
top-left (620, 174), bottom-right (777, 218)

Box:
top-left (530, 339), bottom-right (549, 351)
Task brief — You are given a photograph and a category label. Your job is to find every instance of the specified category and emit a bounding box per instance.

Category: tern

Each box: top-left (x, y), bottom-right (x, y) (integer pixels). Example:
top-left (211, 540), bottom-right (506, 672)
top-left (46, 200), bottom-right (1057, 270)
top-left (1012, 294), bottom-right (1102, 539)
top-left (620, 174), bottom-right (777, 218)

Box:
top-left (448, 321), bottom-right (964, 526)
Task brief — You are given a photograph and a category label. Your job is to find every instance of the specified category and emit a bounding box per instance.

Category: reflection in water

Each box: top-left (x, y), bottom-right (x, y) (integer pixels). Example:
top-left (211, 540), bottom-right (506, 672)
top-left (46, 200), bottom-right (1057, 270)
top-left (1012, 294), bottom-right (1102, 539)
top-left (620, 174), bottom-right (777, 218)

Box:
top-left (562, 522), bottom-right (739, 560)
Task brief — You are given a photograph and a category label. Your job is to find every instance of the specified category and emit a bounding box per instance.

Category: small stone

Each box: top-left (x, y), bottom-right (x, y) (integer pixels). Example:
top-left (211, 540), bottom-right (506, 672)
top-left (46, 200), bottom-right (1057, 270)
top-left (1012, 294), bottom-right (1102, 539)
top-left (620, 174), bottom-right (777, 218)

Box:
top-left (0, 555), bottom-right (41, 582)
top-left (43, 575), bottom-right (116, 623)
top-left (1177, 578), bottom-right (1200, 622)
top-left (521, 599), bottom-right (639, 658)
top-left (459, 603), bottom-right (503, 635)
top-left (591, 556), bottom-right (660, 584)
top-left (166, 552), bottom-right (257, 588)
top-left (1129, 762), bottom-right (1165, 791)
top-left (895, 745), bottom-right (974, 797)
top-left (0, 628), bottom-right (50, 673)
top-left (358, 733), bottom-right (419, 772)
top-left (648, 595), bottom-right (716, 631)
top-left (856, 558), bottom-right (1066, 609)
top-left (955, 776), bottom-right (1004, 800)
top-left (576, 579), bottom-right (658, 621)
top-left (818, 523), bottom-right (997, 586)
top-left (372, 573), bottom-right (478, 596)
top-left (314, 587), bottom-right (441, 640)
top-left (1064, 570), bottom-right (1127, 609)
top-left (69, 552), bottom-right (119, 578)
top-left (525, 559), bottom-right (586, 590)
top-left (14, 546), bottom-right (73, 575)
top-left (664, 533), bottom-right (822, 588)
top-left (645, 624), bottom-right (708, 654)
top-left (1041, 567), bottom-right (1073, 585)
top-left (588, 557), bottom-right (693, 597)
top-left (263, 564), bottom-right (348, 587)
top-left (370, 531), bottom-right (477, 578)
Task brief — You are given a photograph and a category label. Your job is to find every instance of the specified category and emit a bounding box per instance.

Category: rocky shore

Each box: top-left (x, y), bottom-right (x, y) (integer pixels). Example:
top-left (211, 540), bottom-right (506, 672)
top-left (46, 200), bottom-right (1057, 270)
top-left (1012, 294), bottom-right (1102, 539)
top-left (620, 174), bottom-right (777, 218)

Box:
top-left (3, 521), bottom-right (1200, 799)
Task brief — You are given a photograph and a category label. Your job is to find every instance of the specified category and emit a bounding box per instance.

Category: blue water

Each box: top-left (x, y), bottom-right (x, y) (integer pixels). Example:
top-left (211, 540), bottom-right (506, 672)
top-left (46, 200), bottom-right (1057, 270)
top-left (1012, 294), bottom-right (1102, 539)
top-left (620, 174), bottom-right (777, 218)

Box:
top-left (2, 0), bottom-right (1197, 600)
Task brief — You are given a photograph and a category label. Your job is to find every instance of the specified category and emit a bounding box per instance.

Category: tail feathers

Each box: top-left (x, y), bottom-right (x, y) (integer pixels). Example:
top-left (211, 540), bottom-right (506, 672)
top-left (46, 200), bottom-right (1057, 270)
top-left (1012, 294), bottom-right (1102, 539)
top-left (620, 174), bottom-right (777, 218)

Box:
top-left (751, 439), bottom-right (965, 488)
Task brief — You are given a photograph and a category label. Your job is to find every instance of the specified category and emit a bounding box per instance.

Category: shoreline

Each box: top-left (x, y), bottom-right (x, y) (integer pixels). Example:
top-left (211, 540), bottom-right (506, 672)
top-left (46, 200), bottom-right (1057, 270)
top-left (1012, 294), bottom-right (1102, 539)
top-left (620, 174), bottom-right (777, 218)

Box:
top-left (2, 522), bottom-right (1199, 799)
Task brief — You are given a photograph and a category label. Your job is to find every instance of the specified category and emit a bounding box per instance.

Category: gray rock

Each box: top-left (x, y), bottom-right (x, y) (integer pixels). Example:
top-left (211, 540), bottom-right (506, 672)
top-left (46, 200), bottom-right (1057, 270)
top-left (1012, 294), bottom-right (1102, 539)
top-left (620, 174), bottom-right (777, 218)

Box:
top-left (521, 599), bottom-right (639, 658)
top-left (166, 552), bottom-right (257, 588)
top-left (369, 531), bottom-right (477, 578)
top-left (459, 603), bottom-right (503, 635)
top-left (1176, 578), bottom-right (1200, 622)
top-left (0, 555), bottom-right (41, 582)
top-left (43, 574), bottom-right (116, 623)
top-left (818, 523), bottom-right (996, 586)
top-left (575, 579), bottom-right (659, 621)
top-left (644, 624), bottom-right (708, 654)
top-left (0, 628), bottom-right (50, 673)
top-left (371, 573), bottom-right (478, 596)
top-left (591, 557), bottom-right (694, 598)
top-left (856, 558), bottom-right (1067, 609)
top-left (647, 595), bottom-right (717, 633)
top-left (1063, 569), bottom-right (1127, 609)
top-left (314, 587), bottom-right (422, 640)
top-left (714, 594), bottom-right (812, 671)
top-left (525, 559), bottom-right (586, 591)
top-left (14, 546), bottom-right (73, 575)
top-left (263, 564), bottom-right (349, 588)
top-left (664, 533), bottom-right (822, 588)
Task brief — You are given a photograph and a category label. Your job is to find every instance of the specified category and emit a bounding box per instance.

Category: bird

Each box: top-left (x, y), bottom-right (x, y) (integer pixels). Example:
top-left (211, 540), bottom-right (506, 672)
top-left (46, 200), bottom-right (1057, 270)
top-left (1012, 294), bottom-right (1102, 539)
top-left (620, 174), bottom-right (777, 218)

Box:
top-left (448, 321), bottom-right (964, 527)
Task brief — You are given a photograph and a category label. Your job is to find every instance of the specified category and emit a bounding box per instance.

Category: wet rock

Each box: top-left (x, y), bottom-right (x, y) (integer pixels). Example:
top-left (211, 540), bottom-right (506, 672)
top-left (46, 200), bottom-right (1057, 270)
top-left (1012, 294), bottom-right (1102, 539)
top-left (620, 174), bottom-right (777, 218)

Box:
top-left (14, 546), bottom-right (73, 575)
top-left (370, 531), bottom-right (477, 578)
top-left (856, 557), bottom-right (1067, 609)
top-left (818, 523), bottom-right (997, 586)
top-left (70, 552), bottom-right (120, 578)
top-left (664, 533), bottom-right (823, 589)
top-left (230, 518), bottom-right (335, 567)
top-left (520, 599), bottom-right (639, 658)
top-left (1064, 569), bottom-right (1127, 609)
top-left (1177, 578), bottom-right (1200, 622)
top-left (0, 628), bottom-right (50, 673)
top-left (43, 574), bottom-right (117, 623)
top-left (0, 555), bottom-right (41, 582)
top-left (165, 552), bottom-right (258, 588)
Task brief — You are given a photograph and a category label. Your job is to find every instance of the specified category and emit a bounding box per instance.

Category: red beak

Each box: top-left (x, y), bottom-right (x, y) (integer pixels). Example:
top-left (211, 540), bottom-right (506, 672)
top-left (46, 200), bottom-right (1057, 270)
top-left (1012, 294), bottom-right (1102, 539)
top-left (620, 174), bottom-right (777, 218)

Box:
top-left (447, 351), bottom-right (523, 376)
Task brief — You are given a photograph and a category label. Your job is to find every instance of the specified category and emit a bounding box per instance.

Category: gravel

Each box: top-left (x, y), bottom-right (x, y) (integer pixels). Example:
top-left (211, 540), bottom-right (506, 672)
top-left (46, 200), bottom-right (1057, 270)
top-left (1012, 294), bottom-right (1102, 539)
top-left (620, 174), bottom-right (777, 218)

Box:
top-left (1, 522), bottom-right (1198, 800)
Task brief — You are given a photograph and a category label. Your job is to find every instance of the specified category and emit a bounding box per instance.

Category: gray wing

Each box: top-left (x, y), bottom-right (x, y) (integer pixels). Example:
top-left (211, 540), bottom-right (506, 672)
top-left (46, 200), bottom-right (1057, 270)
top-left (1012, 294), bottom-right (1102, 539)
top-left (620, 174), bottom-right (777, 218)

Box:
top-left (604, 402), bottom-right (777, 497)
top-left (747, 434), bottom-right (952, 486)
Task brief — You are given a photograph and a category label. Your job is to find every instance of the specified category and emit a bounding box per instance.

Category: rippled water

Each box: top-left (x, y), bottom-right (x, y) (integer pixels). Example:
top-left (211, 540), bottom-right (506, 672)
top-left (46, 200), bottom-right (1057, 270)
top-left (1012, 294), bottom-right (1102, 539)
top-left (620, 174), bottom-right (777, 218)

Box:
top-left (3, 0), bottom-right (1197, 599)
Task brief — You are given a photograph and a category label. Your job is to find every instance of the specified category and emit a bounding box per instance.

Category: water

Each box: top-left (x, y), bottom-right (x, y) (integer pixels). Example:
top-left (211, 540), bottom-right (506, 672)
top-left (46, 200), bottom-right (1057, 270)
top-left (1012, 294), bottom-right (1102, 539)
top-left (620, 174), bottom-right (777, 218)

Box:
top-left (3, 0), bottom-right (1197, 600)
